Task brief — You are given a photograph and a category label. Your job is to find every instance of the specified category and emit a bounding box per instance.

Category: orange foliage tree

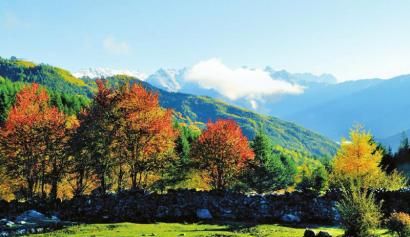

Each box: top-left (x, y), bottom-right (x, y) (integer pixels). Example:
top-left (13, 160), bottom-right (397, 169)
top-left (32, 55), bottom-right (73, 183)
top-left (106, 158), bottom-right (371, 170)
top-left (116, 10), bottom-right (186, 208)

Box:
top-left (116, 83), bottom-right (177, 189)
top-left (75, 80), bottom-right (177, 193)
top-left (0, 84), bottom-right (70, 199)
top-left (191, 119), bottom-right (254, 190)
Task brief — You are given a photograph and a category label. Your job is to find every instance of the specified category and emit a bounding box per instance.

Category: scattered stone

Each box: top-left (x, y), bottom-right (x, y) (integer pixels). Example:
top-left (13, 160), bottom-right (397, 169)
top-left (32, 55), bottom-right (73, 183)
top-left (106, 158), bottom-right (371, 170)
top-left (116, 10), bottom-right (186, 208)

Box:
top-left (280, 214), bottom-right (301, 223)
top-left (5, 221), bottom-right (14, 227)
top-left (1, 189), bottom-right (406, 225)
top-left (15, 229), bottom-right (26, 235)
top-left (0, 231), bottom-right (9, 237)
top-left (16, 210), bottom-right (46, 223)
top-left (317, 231), bottom-right (332, 237)
top-left (196, 209), bottom-right (213, 220)
top-left (303, 229), bottom-right (316, 237)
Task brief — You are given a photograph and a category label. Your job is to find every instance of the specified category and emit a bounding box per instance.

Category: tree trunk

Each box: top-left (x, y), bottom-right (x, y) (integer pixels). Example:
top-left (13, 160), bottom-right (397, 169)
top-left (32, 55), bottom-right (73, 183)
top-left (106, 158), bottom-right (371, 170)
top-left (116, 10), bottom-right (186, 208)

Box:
top-left (131, 172), bottom-right (137, 189)
top-left (117, 166), bottom-right (124, 192)
top-left (100, 173), bottom-right (106, 194)
top-left (50, 178), bottom-right (58, 200)
top-left (27, 178), bottom-right (34, 200)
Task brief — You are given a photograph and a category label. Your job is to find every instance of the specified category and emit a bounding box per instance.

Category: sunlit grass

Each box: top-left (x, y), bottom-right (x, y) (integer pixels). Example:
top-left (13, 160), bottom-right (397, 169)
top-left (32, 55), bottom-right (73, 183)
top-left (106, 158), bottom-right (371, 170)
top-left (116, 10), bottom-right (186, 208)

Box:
top-left (31, 222), bottom-right (393, 237)
top-left (14, 60), bottom-right (36, 68)
top-left (54, 67), bottom-right (87, 87)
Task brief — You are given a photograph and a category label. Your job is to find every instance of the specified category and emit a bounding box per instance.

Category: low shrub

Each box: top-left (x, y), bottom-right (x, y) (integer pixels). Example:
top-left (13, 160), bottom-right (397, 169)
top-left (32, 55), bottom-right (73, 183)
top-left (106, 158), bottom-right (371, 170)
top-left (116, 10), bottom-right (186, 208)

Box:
top-left (337, 185), bottom-right (382, 237)
top-left (387, 212), bottom-right (410, 237)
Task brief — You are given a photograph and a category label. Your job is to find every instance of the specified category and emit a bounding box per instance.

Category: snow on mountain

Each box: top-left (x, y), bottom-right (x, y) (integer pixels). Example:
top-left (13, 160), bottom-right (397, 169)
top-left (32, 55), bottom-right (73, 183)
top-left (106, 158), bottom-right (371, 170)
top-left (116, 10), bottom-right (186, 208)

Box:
top-left (146, 68), bottom-right (223, 97)
top-left (145, 68), bottom-right (184, 92)
top-left (73, 66), bottom-right (337, 116)
top-left (73, 68), bottom-right (147, 80)
top-left (264, 67), bottom-right (337, 85)
top-left (143, 65), bottom-right (339, 114)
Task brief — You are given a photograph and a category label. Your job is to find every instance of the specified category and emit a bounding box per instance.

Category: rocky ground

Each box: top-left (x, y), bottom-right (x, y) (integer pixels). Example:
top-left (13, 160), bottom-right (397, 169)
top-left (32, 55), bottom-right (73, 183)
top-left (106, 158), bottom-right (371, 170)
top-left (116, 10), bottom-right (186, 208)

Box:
top-left (0, 189), bottom-right (408, 236)
top-left (0, 210), bottom-right (73, 236)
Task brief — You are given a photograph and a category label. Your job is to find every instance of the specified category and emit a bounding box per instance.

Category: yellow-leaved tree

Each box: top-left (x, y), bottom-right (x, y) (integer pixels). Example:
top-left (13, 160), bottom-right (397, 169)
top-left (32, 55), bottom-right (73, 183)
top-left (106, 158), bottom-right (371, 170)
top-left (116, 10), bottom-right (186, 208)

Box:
top-left (332, 127), bottom-right (407, 237)
top-left (331, 126), bottom-right (406, 189)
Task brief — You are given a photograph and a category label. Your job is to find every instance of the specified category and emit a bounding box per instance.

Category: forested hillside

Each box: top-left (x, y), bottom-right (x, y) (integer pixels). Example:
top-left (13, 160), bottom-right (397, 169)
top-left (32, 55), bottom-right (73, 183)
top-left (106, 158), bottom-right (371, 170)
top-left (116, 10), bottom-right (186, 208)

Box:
top-left (0, 56), bottom-right (337, 157)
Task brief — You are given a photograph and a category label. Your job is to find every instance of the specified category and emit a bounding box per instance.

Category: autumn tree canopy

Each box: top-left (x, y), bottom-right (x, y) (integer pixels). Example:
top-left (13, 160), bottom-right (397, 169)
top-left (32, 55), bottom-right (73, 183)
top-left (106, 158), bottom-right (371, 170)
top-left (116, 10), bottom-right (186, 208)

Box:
top-left (0, 84), bottom-right (70, 199)
top-left (191, 119), bottom-right (254, 190)
top-left (331, 127), bottom-right (406, 190)
top-left (115, 82), bottom-right (177, 189)
top-left (75, 80), bottom-right (177, 194)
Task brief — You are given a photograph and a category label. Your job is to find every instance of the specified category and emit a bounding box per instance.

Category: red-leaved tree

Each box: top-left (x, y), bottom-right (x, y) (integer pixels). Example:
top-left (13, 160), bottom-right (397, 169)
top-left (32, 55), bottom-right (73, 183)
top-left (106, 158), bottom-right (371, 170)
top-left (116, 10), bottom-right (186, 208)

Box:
top-left (116, 83), bottom-right (177, 189)
top-left (0, 84), bottom-right (69, 199)
top-left (75, 80), bottom-right (177, 193)
top-left (191, 119), bottom-right (254, 189)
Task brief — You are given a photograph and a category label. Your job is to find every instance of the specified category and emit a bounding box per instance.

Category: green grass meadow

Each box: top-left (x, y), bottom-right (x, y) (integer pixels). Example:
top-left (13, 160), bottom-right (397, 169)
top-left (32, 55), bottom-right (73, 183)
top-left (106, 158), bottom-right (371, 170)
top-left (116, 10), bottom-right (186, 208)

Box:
top-left (31, 222), bottom-right (393, 237)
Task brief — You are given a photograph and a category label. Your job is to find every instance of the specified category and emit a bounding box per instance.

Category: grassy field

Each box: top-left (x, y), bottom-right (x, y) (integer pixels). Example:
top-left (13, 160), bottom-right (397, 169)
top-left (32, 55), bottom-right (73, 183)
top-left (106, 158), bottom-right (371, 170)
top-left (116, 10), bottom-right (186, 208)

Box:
top-left (32, 222), bottom-right (393, 237)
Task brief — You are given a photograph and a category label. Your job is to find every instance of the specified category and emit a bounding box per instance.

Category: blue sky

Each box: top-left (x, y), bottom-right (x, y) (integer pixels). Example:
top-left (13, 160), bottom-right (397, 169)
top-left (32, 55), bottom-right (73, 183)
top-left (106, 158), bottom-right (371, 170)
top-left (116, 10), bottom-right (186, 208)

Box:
top-left (1, 0), bottom-right (410, 81)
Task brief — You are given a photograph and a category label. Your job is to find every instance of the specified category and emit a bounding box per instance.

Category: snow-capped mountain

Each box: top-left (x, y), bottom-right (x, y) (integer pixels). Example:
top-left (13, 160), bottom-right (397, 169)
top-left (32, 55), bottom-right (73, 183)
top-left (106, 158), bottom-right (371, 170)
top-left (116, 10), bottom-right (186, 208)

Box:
top-left (145, 68), bottom-right (222, 97)
top-left (142, 67), bottom-right (340, 115)
top-left (145, 68), bottom-right (183, 92)
top-left (73, 68), bottom-right (146, 80)
top-left (264, 67), bottom-right (337, 86)
top-left (72, 66), bottom-right (338, 116)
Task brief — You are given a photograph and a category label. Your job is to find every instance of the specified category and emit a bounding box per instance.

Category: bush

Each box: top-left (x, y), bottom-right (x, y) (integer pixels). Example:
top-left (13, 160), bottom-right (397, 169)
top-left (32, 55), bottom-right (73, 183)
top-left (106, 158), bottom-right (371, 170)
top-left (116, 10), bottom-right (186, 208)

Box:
top-left (297, 163), bottom-right (329, 194)
top-left (337, 185), bottom-right (382, 237)
top-left (387, 212), bottom-right (410, 237)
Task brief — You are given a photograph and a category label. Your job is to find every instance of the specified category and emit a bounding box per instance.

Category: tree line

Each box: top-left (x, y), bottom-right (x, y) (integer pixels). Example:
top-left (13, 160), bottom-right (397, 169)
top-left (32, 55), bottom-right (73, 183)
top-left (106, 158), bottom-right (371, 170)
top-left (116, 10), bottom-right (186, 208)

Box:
top-left (0, 80), bottom-right (407, 205)
top-left (0, 81), bottom-right (303, 201)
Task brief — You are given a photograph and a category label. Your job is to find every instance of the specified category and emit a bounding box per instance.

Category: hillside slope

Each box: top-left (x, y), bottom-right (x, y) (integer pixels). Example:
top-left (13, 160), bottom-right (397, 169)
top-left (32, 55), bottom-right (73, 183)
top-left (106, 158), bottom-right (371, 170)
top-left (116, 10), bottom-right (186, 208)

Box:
top-left (0, 57), bottom-right (338, 157)
top-left (286, 75), bottom-right (410, 141)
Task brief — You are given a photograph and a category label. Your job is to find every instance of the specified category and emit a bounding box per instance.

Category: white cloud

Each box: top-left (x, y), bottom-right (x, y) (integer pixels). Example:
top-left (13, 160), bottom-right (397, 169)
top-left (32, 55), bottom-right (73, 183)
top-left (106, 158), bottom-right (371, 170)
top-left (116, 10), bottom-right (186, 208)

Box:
top-left (103, 36), bottom-right (130, 55)
top-left (185, 58), bottom-right (304, 100)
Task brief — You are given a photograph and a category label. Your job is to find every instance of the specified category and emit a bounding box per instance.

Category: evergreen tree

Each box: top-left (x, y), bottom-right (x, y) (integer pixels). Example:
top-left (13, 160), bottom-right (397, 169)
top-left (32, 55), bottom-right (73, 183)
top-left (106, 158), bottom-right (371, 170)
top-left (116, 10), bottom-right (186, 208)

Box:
top-left (152, 123), bottom-right (200, 191)
top-left (241, 129), bottom-right (295, 193)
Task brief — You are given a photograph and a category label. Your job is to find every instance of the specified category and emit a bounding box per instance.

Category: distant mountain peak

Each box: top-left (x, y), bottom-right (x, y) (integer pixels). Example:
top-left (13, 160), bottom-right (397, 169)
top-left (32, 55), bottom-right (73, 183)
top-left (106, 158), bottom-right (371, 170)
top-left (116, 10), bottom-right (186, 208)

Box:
top-left (146, 68), bottom-right (187, 92)
top-left (73, 68), bottom-right (147, 80)
top-left (264, 67), bottom-right (337, 85)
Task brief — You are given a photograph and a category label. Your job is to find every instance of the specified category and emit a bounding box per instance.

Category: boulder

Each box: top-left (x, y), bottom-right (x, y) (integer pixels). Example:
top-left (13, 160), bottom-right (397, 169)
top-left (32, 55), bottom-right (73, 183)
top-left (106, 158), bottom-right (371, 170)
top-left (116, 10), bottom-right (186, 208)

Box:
top-left (5, 221), bottom-right (14, 227)
top-left (280, 213), bottom-right (301, 223)
top-left (303, 229), bottom-right (316, 237)
top-left (196, 209), bottom-right (212, 220)
top-left (16, 210), bottom-right (46, 223)
top-left (317, 231), bottom-right (332, 237)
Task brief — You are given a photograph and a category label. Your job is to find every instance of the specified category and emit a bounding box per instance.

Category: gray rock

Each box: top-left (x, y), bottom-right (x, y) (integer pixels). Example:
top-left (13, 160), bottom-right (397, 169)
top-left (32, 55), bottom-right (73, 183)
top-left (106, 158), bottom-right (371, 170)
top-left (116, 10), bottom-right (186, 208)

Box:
top-left (16, 210), bottom-right (46, 223)
top-left (280, 213), bottom-right (301, 223)
top-left (0, 231), bottom-right (9, 237)
top-left (304, 229), bottom-right (316, 237)
top-left (15, 229), bottom-right (26, 235)
top-left (317, 231), bottom-right (332, 237)
top-left (51, 215), bottom-right (60, 221)
top-left (196, 208), bottom-right (212, 220)
top-left (5, 221), bottom-right (14, 227)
